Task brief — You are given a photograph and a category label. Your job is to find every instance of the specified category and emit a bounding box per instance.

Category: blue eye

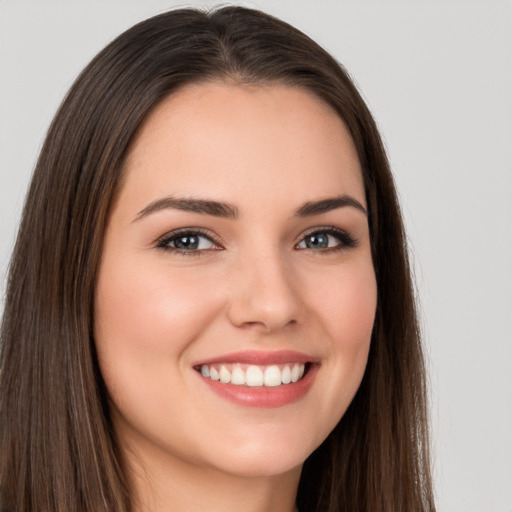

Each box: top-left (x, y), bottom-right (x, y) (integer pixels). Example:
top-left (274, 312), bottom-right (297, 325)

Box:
top-left (157, 230), bottom-right (219, 253)
top-left (157, 227), bottom-right (356, 255)
top-left (296, 228), bottom-right (356, 251)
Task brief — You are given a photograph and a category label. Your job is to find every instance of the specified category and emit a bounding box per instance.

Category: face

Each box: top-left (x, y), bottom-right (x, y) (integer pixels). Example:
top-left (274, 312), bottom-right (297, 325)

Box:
top-left (94, 83), bottom-right (377, 479)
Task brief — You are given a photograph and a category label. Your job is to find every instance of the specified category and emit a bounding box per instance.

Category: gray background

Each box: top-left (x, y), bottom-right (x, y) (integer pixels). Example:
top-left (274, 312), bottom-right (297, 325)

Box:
top-left (1, 1), bottom-right (511, 510)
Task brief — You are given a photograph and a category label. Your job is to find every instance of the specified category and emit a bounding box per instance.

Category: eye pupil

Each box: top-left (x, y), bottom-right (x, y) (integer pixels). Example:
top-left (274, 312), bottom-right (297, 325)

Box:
top-left (174, 235), bottom-right (199, 250)
top-left (306, 234), bottom-right (328, 249)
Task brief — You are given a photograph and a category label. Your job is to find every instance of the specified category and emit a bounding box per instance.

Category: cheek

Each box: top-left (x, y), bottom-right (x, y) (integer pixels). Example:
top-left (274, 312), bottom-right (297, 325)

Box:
top-left (93, 258), bottom-right (223, 398)
top-left (302, 261), bottom-right (376, 425)
top-left (92, 258), bottom-right (230, 446)
top-left (331, 268), bottom-right (376, 379)
top-left (95, 260), bottom-right (218, 346)
top-left (308, 261), bottom-right (377, 352)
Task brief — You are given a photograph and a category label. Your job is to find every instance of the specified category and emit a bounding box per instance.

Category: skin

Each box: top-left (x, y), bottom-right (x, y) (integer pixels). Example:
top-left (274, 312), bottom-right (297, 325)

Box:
top-left (94, 83), bottom-right (377, 512)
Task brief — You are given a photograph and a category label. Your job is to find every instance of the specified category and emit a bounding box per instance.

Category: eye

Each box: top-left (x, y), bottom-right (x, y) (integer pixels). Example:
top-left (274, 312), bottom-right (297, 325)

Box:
top-left (157, 229), bottom-right (221, 254)
top-left (296, 228), bottom-right (356, 251)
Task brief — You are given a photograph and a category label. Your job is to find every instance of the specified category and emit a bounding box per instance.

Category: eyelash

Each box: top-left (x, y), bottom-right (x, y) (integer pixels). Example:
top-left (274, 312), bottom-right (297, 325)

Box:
top-left (298, 227), bottom-right (357, 253)
top-left (156, 226), bottom-right (357, 256)
top-left (156, 228), bottom-right (222, 256)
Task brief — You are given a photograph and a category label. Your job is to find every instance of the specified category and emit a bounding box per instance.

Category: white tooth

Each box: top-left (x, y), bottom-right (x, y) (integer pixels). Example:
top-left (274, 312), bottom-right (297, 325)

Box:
top-left (298, 363), bottom-right (305, 379)
top-left (264, 365), bottom-right (282, 387)
top-left (246, 365), bottom-right (264, 387)
top-left (219, 365), bottom-right (231, 383)
top-left (281, 365), bottom-right (292, 384)
top-left (201, 365), bottom-right (210, 378)
top-left (210, 367), bottom-right (220, 381)
top-left (231, 366), bottom-right (246, 385)
top-left (291, 364), bottom-right (300, 383)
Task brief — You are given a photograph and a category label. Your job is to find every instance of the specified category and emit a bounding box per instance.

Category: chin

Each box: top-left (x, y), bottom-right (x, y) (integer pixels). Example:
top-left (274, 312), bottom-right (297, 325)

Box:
top-left (198, 423), bottom-right (324, 479)
top-left (208, 451), bottom-right (305, 479)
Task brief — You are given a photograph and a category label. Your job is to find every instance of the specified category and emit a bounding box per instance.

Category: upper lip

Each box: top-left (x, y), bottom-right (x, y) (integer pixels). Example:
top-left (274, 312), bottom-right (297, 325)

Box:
top-left (192, 350), bottom-right (318, 367)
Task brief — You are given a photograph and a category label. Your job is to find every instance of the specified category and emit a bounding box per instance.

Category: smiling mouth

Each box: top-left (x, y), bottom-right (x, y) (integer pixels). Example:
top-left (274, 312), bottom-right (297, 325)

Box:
top-left (195, 362), bottom-right (310, 387)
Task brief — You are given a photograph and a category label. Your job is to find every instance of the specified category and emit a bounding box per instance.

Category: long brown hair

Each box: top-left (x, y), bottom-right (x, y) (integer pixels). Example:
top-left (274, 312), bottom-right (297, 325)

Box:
top-left (0, 6), bottom-right (435, 511)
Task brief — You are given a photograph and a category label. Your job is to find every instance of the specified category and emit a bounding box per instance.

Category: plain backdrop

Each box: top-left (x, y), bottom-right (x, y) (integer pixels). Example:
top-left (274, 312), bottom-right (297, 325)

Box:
top-left (0, 1), bottom-right (511, 511)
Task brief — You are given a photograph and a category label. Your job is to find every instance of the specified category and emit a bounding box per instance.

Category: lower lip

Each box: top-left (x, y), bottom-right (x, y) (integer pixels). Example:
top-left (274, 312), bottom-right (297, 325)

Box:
top-left (197, 365), bottom-right (318, 408)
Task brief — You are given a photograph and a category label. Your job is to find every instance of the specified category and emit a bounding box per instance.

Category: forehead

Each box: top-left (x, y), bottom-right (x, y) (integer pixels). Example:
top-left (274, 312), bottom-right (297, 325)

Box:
top-left (121, 82), bottom-right (365, 211)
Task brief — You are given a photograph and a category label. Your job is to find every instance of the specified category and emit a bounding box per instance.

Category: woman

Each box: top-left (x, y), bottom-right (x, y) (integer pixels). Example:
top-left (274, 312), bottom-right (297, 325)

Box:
top-left (0, 6), bottom-right (435, 512)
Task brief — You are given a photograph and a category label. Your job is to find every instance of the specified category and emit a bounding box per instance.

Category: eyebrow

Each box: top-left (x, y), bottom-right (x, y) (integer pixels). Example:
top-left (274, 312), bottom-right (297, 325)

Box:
top-left (294, 196), bottom-right (367, 217)
top-left (134, 197), bottom-right (239, 221)
top-left (134, 194), bottom-right (367, 222)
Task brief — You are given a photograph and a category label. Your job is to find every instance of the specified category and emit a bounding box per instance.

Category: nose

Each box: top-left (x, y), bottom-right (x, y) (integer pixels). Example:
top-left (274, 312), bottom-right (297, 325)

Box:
top-left (226, 248), bottom-right (305, 333)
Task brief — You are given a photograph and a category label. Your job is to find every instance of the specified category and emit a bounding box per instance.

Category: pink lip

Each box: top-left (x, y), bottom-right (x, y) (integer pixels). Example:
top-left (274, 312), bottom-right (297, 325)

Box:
top-left (193, 350), bottom-right (319, 409)
top-left (193, 350), bottom-right (318, 367)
